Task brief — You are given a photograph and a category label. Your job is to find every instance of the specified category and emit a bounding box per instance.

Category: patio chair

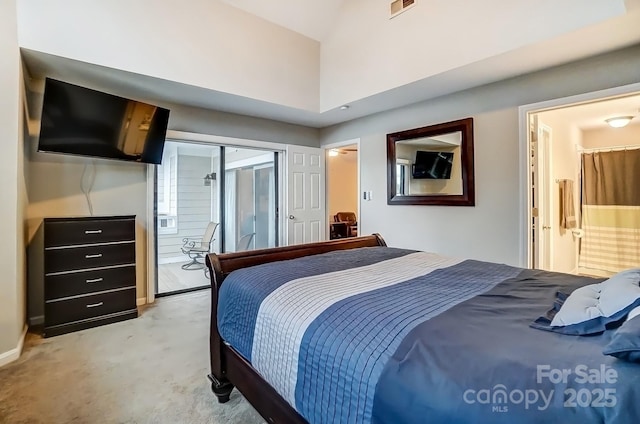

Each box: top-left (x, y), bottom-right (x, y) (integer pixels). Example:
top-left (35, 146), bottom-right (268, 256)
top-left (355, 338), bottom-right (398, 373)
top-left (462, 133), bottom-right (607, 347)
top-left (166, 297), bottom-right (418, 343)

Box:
top-left (181, 222), bottom-right (219, 270)
top-left (236, 232), bottom-right (255, 252)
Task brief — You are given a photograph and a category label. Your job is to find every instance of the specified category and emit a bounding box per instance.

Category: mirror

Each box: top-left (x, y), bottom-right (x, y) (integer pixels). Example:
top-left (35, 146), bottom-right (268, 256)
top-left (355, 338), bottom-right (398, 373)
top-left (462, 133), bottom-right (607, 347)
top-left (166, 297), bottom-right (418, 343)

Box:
top-left (387, 118), bottom-right (475, 206)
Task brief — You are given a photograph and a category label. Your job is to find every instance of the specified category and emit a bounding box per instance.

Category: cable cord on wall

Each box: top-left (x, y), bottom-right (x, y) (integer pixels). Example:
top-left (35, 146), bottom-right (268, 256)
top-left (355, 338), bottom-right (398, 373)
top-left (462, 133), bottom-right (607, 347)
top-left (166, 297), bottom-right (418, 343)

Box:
top-left (80, 161), bottom-right (97, 216)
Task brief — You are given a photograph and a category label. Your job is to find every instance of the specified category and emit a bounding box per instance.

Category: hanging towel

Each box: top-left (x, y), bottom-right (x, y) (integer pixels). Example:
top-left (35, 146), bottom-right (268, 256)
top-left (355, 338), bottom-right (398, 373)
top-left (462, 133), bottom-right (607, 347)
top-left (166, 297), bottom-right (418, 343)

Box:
top-left (559, 179), bottom-right (577, 229)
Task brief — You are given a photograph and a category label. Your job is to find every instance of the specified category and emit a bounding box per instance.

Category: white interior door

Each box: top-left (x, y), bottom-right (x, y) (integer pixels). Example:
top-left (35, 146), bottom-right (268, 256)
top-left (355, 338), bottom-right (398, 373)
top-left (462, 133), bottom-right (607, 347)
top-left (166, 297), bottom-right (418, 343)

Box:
top-left (286, 145), bottom-right (325, 245)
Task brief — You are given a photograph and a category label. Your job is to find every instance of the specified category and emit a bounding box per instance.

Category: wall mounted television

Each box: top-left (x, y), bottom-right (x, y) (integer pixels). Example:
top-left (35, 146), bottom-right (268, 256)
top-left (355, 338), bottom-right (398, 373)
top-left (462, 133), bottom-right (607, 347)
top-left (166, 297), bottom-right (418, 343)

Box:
top-left (38, 78), bottom-right (170, 165)
top-left (412, 151), bottom-right (454, 179)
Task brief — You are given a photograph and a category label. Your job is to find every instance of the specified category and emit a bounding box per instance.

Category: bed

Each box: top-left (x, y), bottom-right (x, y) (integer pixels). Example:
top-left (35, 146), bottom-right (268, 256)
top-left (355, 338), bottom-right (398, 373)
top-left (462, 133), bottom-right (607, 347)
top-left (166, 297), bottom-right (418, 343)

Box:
top-left (204, 234), bottom-right (640, 424)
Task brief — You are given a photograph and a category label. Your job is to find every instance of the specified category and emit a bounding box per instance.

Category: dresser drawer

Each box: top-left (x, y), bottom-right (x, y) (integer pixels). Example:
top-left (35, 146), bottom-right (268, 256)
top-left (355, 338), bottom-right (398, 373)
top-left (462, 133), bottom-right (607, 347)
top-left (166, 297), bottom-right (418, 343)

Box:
top-left (45, 265), bottom-right (136, 300)
top-left (45, 288), bottom-right (136, 327)
top-left (45, 218), bottom-right (135, 248)
top-left (45, 242), bottom-right (135, 274)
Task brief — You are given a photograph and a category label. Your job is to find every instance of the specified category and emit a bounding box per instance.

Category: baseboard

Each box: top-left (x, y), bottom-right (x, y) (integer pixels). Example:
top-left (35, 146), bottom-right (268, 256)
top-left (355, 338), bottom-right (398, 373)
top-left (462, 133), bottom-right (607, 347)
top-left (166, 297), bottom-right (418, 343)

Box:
top-left (0, 324), bottom-right (28, 368)
top-left (137, 297), bottom-right (147, 306)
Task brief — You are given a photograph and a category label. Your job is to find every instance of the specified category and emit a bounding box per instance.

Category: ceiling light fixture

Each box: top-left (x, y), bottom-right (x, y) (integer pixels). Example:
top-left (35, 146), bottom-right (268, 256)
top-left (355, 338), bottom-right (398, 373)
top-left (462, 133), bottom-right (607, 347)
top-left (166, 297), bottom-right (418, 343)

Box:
top-left (605, 116), bottom-right (634, 128)
top-left (340, 105), bottom-right (350, 110)
top-left (328, 149), bottom-right (339, 157)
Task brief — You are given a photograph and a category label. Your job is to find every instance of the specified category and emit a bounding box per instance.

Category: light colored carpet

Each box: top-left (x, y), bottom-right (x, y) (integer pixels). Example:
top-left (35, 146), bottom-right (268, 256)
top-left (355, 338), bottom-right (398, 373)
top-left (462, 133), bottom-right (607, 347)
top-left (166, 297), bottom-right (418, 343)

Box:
top-left (158, 262), bottom-right (210, 294)
top-left (0, 291), bottom-right (264, 424)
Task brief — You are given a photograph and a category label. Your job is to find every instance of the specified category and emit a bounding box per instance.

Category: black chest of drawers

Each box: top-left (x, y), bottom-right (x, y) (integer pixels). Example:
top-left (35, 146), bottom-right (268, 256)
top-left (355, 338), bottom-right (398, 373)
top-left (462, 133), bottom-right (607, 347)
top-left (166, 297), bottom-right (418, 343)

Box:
top-left (43, 216), bottom-right (138, 337)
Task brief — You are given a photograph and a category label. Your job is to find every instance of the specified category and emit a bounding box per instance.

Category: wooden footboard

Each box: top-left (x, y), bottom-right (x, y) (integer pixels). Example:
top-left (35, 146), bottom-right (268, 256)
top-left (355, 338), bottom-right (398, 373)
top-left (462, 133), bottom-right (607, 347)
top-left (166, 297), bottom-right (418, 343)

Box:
top-left (204, 234), bottom-right (387, 423)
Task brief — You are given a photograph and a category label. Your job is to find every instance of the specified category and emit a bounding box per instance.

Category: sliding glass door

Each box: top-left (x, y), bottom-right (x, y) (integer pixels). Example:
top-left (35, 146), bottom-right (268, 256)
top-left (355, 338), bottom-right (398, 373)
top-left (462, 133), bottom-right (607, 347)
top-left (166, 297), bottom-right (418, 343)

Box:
top-left (156, 142), bottom-right (279, 296)
top-left (223, 148), bottom-right (276, 253)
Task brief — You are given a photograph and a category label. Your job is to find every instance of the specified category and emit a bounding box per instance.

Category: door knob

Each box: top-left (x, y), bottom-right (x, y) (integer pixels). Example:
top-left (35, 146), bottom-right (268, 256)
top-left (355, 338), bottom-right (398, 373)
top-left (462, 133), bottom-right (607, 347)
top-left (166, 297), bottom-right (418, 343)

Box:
top-left (542, 225), bottom-right (551, 230)
top-left (289, 215), bottom-right (295, 220)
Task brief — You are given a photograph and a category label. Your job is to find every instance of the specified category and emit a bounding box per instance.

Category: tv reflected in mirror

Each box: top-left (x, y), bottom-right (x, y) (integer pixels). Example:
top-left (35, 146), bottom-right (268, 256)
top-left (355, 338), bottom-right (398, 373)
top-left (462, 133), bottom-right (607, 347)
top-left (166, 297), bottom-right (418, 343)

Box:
top-left (38, 78), bottom-right (170, 165)
top-left (412, 151), bottom-right (454, 179)
top-left (387, 117), bottom-right (475, 206)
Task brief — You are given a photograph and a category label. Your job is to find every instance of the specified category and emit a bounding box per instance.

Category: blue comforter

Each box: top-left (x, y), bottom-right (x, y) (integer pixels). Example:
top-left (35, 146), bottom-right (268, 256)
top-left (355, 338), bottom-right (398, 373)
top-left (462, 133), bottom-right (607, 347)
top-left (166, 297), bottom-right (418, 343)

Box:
top-left (217, 247), bottom-right (640, 424)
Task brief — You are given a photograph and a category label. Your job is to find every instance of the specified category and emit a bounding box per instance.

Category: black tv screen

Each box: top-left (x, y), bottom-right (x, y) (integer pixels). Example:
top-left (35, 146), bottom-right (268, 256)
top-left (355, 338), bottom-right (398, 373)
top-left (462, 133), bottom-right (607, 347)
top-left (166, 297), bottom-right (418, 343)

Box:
top-left (412, 151), bottom-right (454, 179)
top-left (38, 78), bottom-right (169, 164)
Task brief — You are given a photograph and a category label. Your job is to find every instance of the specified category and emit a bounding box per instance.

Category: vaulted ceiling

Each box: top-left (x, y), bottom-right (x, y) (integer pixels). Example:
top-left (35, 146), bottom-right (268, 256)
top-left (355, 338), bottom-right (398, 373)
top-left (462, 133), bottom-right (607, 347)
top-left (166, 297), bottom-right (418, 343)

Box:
top-left (18, 0), bottom-right (640, 128)
top-left (219, 0), bottom-right (346, 41)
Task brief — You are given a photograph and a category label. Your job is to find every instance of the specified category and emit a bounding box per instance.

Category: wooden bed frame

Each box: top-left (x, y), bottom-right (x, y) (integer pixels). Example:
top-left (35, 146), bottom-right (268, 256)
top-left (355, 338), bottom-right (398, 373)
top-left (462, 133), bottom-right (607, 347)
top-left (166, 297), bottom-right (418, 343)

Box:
top-left (205, 234), bottom-right (387, 423)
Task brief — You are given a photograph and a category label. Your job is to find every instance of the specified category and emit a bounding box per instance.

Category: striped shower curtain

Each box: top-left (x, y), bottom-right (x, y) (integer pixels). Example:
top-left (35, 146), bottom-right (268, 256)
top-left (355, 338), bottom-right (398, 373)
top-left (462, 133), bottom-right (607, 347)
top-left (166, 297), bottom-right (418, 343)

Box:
top-left (579, 149), bottom-right (640, 274)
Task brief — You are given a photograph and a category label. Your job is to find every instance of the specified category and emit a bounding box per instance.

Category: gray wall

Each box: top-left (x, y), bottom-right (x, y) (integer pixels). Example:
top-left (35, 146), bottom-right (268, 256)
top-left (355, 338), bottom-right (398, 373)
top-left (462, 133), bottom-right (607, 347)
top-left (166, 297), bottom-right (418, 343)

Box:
top-left (25, 100), bottom-right (317, 324)
top-left (0, 0), bottom-right (26, 358)
top-left (167, 103), bottom-right (321, 148)
top-left (320, 44), bottom-right (640, 266)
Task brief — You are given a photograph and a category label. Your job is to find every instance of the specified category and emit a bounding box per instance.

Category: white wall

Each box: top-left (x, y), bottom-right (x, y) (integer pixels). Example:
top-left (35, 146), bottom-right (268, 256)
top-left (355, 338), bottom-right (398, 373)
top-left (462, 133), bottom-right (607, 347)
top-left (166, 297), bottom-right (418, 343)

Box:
top-left (320, 0), bottom-right (626, 110)
top-left (18, 0), bottom-right (633, 116)
top-left (0, 0), bottom-right (26, 359)
top-left (17, 0), bottom-right (320, 112)
top-left (320, 45), bottom-right (640, 266)
top-left (582, 123), bottom-right (640, 148)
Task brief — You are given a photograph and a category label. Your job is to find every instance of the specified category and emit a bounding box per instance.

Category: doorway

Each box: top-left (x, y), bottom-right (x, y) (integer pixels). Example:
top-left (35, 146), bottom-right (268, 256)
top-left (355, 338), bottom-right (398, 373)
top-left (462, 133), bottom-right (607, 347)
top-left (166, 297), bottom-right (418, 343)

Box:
top-left (524, 88), bottom-right (640, 275)
top-left (325, 141), bottom-right (360, 240)
top-left (155, 141), bottom-right (280, 296)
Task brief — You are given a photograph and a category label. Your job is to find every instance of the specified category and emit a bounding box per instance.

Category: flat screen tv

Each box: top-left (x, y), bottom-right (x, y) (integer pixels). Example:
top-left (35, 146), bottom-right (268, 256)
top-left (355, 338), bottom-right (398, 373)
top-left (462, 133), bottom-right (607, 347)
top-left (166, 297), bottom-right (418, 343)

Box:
top-left (412, 151), bottom-right (454, 179)
top-left (38, 78), bottom-right (169, 164)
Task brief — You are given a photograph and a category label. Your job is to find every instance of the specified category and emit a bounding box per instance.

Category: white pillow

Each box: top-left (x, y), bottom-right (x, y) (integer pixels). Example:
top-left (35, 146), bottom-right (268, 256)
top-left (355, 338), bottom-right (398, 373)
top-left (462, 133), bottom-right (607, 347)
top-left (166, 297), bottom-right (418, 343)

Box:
top-left (551, 284), bottom-right (604, 326)
top-left (550, 268), bottom-right (640, 334)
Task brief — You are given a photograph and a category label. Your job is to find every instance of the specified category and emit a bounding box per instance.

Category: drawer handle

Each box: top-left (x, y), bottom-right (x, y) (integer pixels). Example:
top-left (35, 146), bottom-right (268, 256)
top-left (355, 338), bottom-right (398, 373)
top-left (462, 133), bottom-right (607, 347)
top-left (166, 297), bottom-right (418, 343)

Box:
top-left (86, 302), bottom-right (104, 308)
top-left (86, 278), bottom-right (103, 283)
top-left (85, 230), bottom-right (103, 234)
top-left (85, 254), bottom-right (103, 259)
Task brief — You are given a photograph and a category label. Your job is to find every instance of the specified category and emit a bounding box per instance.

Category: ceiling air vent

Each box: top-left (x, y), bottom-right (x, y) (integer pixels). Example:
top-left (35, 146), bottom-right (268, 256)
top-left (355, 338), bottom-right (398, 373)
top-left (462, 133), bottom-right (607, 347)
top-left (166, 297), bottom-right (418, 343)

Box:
top-left (390, 0), bottom-right (415, 19)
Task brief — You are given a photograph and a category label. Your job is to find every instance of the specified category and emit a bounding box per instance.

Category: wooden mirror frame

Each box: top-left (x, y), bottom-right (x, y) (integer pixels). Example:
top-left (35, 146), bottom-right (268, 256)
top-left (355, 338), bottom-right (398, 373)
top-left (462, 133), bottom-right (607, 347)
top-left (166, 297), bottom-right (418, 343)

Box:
top-left (386, 117), bottom-right (475, 206)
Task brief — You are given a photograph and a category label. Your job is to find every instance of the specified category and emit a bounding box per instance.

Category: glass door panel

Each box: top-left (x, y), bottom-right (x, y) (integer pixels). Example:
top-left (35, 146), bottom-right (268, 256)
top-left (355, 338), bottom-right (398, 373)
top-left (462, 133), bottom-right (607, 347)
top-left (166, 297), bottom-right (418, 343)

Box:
top-left (156, 141), bottom-right (220, 295)
top-left (224, 148), bottom-right (276, 253)
top-left (156, 142), bottom-right (279, 296)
